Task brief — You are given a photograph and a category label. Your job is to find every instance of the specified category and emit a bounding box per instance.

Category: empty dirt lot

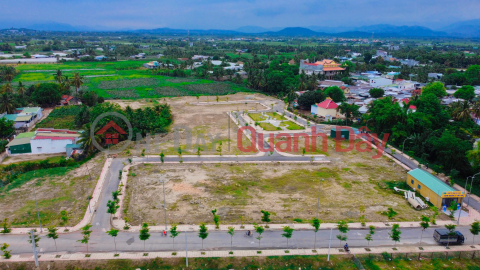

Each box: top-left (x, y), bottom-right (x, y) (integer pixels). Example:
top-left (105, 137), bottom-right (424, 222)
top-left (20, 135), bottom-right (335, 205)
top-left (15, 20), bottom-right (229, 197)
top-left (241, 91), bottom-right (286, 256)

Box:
top-left (122, 145), bottom-right (437, 226)
top-left (111, 93), bottom-right (275, 156)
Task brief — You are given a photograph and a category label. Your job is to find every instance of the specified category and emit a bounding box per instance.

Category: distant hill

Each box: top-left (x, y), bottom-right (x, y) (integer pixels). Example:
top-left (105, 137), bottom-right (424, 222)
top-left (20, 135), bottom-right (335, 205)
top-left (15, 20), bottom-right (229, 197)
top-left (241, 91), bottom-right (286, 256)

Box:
top-left (235, 26), bottom-right (282, 33)
top-left (443, 19), bottom-right (480, 37)
top-left (262, 27), bottom-right (322, 36)
top-left (354, 24), bottom-right (447, 37)
top-left (27, 21), bottom-right (97, 32)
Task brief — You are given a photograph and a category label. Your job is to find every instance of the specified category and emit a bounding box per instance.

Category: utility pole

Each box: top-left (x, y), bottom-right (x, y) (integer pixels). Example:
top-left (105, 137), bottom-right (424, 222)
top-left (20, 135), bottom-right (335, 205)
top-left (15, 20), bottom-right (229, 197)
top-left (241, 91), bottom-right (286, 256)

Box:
top-left (30, 230), bottom-right (39, 268)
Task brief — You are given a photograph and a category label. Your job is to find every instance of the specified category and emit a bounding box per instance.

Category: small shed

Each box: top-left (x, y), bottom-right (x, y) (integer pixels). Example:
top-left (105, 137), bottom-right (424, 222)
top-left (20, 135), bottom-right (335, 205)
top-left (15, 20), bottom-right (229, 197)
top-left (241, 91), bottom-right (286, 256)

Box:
top-left (6, 137), bottom-right (32, 154)
top-left (330, 127), bottom-right (359, 140)
top-left (407, 168), bottom-right (464, 209)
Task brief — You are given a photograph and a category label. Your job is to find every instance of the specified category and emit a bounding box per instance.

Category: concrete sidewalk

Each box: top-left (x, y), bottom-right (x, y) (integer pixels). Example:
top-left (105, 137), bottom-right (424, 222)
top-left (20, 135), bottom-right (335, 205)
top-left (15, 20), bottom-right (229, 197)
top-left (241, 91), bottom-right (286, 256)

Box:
top-left (1, 244), bottom-right (478, 263)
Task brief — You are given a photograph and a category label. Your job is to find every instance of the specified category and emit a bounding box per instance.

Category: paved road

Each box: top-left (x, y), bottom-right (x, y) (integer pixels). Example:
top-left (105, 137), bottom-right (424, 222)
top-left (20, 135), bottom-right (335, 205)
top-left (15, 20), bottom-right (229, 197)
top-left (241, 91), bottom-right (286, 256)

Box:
top-left (0, 226), bottom-right (473, 255)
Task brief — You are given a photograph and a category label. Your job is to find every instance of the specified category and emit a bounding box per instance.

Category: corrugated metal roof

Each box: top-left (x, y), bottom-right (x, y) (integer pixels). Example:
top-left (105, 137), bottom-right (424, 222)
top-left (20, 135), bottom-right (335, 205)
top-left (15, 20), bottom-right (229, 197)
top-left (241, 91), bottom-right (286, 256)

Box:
top-left (408, 168), bottom-right (456, 196)
top-left (15, 115), bottom-right (33, 121)
top-left (3, 114), bottom-right (17, 121)
top-left (20, 107), bottom-right (41, 113)
top-left (6, 137), bottom-right (31, 147)
top-left (65, 144), bottom-right (82, 148)
top-left (35, 132), bottom-right (80, 137)
top-left (16, 132), bottom-right (35, 139)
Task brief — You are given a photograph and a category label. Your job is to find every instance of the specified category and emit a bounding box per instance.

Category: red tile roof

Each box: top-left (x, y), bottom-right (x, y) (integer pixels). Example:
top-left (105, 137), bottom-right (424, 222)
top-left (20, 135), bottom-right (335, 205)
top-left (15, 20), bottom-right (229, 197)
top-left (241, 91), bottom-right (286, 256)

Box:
top-left (409, 105), bottom-right (417, 110)
top-left (317, 99), bottom-right (338, 109)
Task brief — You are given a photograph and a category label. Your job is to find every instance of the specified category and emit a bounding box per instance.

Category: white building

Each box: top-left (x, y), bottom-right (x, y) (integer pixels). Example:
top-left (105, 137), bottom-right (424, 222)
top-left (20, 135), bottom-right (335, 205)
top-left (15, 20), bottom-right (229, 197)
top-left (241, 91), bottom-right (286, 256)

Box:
top-left (1, 107), bottom-right (43, 129)
top-left (30, 128), bottom-right (81, 154)
top-left (369, 77), bottom-right (394, 88)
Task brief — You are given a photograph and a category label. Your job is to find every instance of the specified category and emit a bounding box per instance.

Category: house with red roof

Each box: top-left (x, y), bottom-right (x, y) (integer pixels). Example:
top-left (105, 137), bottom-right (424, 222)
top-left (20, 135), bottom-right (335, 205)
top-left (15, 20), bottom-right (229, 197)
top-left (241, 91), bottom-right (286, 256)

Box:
top-left (299, 59), bottom-right (345, 79)
top-left (61, 95), bottom-right (81, 106)
top-left (311, 99), bottom-right (343, 119)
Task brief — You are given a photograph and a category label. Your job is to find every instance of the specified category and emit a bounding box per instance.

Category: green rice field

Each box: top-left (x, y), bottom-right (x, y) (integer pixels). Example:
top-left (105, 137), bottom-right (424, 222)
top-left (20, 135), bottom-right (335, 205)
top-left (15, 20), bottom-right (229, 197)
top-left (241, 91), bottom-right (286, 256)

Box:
top-left (7, 60), bottom-right (254, 99)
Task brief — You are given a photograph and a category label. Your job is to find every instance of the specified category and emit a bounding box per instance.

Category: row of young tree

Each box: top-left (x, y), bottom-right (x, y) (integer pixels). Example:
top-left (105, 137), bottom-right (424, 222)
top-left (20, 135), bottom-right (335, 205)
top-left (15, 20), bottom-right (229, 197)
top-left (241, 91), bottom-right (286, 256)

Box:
top-left (2, 216), bottom-right (480, 258)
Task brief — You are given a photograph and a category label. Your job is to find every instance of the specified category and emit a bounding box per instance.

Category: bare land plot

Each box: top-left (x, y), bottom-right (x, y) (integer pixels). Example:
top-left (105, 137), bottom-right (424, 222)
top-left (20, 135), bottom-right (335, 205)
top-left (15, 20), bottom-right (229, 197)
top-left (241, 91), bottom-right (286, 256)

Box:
top-left (122, 150), bottom-right (436, 226)
top-left (111, 93), bottom-right (273, 156)
top-left (0, 155), bottom-right (107, 228)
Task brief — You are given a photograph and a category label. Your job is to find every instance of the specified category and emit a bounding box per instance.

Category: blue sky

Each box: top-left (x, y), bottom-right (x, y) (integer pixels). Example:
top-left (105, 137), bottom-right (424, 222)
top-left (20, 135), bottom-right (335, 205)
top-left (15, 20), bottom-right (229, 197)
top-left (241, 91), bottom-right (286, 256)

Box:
top-left (2, 0), bottom-right (480, 30)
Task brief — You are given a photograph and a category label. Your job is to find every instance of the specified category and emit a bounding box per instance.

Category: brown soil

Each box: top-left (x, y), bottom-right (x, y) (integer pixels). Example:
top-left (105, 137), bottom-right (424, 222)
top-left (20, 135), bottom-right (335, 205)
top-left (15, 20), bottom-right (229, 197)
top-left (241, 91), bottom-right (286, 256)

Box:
top-left (110, 93), bottom-right (274, 156)
top-left (1, 153), bottom-right (64, 165)
top-left (123, 146), bottom-right (434, 226)
top-left (0, 155), bottom-right (107, 228)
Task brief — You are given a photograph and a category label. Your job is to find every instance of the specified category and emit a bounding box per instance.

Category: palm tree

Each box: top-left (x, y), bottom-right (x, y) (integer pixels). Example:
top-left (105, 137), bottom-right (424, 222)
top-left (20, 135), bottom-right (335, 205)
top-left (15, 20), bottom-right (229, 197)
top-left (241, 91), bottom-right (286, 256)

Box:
top-left (71, 73), bottom-right (84, 94)
top-left (17, 82), bottom-right (25, 95)
top-left (0, 93), bottom-right (16, 114)
top-left (55, 69), bottom-right (63, 84)
top-left (1, 83), bottom-right (13, 93)
top-left (1, 66), bottom-right (16, 82)
top-left (78, 124), bottom-right (102, 154)
top-left (472, 101), bottom-right (480, 123)
top-left (337, 102), bottom-right (361, 126)
top-left (450, 101), bottom-right (471, 122)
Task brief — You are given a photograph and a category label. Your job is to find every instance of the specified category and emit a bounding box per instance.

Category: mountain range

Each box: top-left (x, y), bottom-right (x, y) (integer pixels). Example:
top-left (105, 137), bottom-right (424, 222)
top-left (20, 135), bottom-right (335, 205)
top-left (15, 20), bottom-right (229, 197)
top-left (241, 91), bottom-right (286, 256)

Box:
top-left (3, 20), bottom-right (480, 38)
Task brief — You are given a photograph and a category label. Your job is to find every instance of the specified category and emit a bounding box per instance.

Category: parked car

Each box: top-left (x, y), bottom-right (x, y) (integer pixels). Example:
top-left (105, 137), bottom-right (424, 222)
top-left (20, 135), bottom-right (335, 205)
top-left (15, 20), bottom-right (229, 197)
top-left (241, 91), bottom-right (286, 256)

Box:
top-left (433, 229), bottom-right (465, 245)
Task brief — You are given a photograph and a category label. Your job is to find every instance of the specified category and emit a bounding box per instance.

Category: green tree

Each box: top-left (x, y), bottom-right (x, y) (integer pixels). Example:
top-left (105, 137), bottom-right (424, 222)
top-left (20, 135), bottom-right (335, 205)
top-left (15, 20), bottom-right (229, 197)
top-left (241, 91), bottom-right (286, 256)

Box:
top-left (297, 90), bottom-right (325, 108)
top-left (139, 223), bottom-right (150, 252)
top-left (369, 88), bottom-right (385, 98)
top-left (77, 123), bottom-right (102, 154)
top-left (16, 81), bottom-right (25, 95)
top-left (169, 224), bottom-right (180, 250)
top-left (0, 118), bottom-right (14, 137)
top-left (337, 102), bottom-right (360, 125)
top-left (1, 218), bottom-right (11, 234)
top-left (211, 208), bottom-right (220, 229)
top-left (106, 228), bottom-right (119, 254)
top-left (336, 220), bottom-right (349, 247)
top-left (422, 82), bottom-right (447, 98)
top-left (160, 151), bottom-right (165, 163)
top-left (448, 200), bottom-right (457, 219)
top-left (454, 85), bottom-right (475, 100)
top-left (324, 86), bottom-right (346, 102)
top-left (445, 224), bottom-right (457, 248)
top-left (227, 227), bottom-right (235, 251)
top-left (465, 65), bottom-right (480, 85)
top-left (198, 223), bottom-right (209, 249)
top-left (281, 226), bottom-right (294, 248)
top-left (27, 231), bottom-right (41, 247)
top-left (31, 83), bottom-right (62, 106)
top-left (46, 226), bottom-right (59, 251)
top-left (71, 73), bottom-right (84, 93)
top-left (419, 215), bottom-right (430, 244)
top-left (311, 217), bottom-right (321, 249)
top-left (365, 225), bottom-right (375, 247)
top-left (336, 234), bottom-right (347, 248)
top-left (0, 93), bottom-right (16, 114)
top-left (78, 224), bottom-right (92, 252)
top-left (470, 221), bottom-right (480, 244)
top-left (261, 210), bottom-right (271, 228)
top-left (107, 200), bottom-right (119, 215)
top-left (389, 224), bottom-right (401, 247)
top-left (254, 224), bottom-right (265, 248)
top-left (0, 243), bottom-right (11, 259)
top-left (55, 69), bottom-right (63, 83)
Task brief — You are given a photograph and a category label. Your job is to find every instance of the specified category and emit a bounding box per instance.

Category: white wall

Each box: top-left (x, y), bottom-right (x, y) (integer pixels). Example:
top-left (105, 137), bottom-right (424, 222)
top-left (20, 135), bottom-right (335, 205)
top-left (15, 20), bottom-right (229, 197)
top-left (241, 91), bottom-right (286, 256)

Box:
top-left (30, 139), bottom-right (77, 154)
top-left (369, 78), bottom-right (393, 87)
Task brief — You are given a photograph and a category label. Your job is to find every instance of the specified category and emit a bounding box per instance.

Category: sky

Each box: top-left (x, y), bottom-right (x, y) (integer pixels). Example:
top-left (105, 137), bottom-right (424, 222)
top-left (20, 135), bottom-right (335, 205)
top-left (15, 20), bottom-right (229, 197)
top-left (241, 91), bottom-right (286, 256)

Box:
top-left (2, 0), bottom-right (480, 30)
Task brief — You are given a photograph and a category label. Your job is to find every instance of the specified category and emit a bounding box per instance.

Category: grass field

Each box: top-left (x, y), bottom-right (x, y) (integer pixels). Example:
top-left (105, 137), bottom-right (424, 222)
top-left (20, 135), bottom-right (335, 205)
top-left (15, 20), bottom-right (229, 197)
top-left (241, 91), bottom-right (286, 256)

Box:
top-left (8, 60), bottom-right (254, 99)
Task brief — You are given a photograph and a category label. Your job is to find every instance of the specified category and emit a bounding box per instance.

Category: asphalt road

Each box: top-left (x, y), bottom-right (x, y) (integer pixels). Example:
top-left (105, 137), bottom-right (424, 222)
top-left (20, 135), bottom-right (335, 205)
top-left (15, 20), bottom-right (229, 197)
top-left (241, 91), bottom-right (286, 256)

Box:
top-left (0, 226), bottom-right (474, 255)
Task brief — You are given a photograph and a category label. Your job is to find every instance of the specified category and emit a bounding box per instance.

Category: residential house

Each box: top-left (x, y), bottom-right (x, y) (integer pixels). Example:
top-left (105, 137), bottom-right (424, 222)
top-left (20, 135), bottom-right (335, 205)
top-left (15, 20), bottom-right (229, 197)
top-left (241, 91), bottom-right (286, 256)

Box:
top-left (428, 73), bottom-right (443, 80)
top-left (1, 107), bottom-right (43, 129)
top-left (192, 55), bottom-right (211, 60)
top-left (369, 77), bottom-right (394, 88)
top-left (386, 72), bottom-right (400, 79)
top-left (311, 99), bottom-right (342, 119)
top-left (61, 95), bottom-right (81, 106)
top-left (400, 59), bottom-right (419, 67)
top-left (376, 50), bottom-right (388, 57)
top-left (7, 128), bottom-right (82, 155)
top-left (14, 45), bottom-right (27, 49)
top-left (94, 55), bottom-right (107, 61)
top-left (143, 61), bottom-right (159, 69)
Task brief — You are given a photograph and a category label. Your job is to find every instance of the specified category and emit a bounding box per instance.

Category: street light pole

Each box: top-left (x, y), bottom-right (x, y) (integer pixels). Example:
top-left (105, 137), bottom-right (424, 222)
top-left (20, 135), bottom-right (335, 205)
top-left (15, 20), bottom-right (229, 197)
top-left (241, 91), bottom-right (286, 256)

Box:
top-left (316, 179), bottom-right (324, 218)
top-left (467, 172), bottom-right (480, 208)
top-left (31, 181), bottom-right (43, 232)
top-left (401, 136), bottom-right (413, 164)
top-left (160, 180), bottom-right (167, 231)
